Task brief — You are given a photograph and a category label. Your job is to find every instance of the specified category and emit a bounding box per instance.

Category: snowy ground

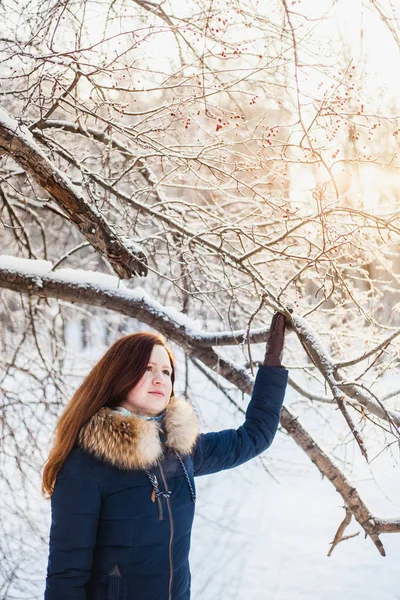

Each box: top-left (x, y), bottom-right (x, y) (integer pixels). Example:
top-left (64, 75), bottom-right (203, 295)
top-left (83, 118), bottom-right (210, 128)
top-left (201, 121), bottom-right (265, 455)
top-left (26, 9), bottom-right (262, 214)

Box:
top-left (189, 365), bottom-right (400, 600)
top-left (190, 439), bottom-right (400, 600)
top-left (4, 326), bottom-right (399, 600)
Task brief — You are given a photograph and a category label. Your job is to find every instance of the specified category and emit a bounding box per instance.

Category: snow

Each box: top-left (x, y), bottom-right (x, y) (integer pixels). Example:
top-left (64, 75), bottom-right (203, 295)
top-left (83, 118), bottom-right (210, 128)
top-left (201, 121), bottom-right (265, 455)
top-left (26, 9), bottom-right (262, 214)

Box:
top-left (1, 256), bottom-right (400, 599)
top-left (3, 334), bottom-right (400, 600)
top-left (189, 363), bottom-right (400, 600)
top-left (0, 254), bottom-right (52, 275)
top-left (118, 234), bottom-right (145, 255)
top-left (292, 315), bottom-right (335, 375)
top-left (0, 107), bottom-right (107, 217)
top-left (0, 254), bottom-right (132, 291)
top-left (0, 105), bottom-right (36, 145)
top-left (0, 255), bottom-right (208, 339)
top-left (0, 255), bottom-right (267, 344)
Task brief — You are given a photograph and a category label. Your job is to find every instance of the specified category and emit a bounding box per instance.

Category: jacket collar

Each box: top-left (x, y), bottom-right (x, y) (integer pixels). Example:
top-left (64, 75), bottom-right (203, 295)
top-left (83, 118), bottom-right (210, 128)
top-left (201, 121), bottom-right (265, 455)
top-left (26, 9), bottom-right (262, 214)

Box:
top-left (77, 396), bottom-right (200, 471)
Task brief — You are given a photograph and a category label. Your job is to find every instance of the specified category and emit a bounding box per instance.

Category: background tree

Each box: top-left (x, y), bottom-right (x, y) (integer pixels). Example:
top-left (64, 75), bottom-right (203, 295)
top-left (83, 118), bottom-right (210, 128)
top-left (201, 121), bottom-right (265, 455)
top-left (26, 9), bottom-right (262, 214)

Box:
top-left (1, 0), bottom-right (400, 597)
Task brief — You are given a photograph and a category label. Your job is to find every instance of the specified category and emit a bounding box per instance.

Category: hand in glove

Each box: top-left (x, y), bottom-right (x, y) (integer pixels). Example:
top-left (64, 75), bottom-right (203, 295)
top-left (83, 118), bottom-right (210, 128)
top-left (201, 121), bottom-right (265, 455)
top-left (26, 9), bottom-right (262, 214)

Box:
top-left (263, 312), bottom-right (287, 367)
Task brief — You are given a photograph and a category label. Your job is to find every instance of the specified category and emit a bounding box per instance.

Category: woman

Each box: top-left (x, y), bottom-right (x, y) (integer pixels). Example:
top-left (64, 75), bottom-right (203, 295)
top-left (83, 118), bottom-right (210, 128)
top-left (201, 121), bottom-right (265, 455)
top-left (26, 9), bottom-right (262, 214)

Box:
top-left (43, 313), bottom-right (288, 600)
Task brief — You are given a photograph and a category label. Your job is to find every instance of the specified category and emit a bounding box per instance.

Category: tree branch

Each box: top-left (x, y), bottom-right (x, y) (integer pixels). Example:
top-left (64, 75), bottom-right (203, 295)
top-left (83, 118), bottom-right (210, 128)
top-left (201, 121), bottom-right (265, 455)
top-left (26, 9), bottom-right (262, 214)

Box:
top-left (0, 106), bottom-right (147, 279)
top-left (327, 507), bottom-right (359, 557)
top-left (292, 316), bottom-right (400, 430)
top-left (0, 256), bottom-right (399, 554)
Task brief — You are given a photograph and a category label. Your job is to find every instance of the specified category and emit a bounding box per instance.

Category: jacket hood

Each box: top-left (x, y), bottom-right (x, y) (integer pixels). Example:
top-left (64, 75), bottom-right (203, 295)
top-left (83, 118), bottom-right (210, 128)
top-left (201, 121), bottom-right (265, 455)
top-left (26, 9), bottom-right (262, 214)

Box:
top-left (77, 396), bottom-right (200, 470)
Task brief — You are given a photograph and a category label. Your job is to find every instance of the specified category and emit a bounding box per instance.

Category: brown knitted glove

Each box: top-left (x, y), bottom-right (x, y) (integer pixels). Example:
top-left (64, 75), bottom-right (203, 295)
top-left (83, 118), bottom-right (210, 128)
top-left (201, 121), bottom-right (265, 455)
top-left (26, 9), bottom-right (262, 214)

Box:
top-left (263, 312), bottom-right (287, 367)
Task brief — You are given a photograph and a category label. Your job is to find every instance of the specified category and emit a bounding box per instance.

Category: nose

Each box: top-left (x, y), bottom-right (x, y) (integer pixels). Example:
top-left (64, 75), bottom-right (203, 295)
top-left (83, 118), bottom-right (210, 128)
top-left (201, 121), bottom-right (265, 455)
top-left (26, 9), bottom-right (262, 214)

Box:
top-left (152, 370), bottom-right (163, 385)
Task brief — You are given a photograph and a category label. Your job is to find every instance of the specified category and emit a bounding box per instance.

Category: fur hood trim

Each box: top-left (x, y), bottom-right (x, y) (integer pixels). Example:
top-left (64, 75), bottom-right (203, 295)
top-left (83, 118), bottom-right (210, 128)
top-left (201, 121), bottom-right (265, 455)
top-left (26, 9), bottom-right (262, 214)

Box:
top-left (77, 396), bottom-right (200, 471)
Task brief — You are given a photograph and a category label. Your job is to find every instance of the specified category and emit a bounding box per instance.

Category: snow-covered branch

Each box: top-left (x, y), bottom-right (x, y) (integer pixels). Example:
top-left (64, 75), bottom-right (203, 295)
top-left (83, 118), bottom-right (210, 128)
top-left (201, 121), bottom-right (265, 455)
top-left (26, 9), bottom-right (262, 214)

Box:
top-left (32, 122), bottom-right (248, 269)
top-left (292, 316), bottom-right (400, 431)
top-left (0, 255), bottom-right (398, 554)
top-left (336, 325), bottom-right (400, 368)
top-left (0, 105), bottom-right (147, 279)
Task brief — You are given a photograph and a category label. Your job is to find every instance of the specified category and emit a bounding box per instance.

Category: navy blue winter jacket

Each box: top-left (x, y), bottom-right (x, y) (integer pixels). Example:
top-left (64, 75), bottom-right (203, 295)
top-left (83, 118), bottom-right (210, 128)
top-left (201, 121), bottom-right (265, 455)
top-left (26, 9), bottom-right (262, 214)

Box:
top-left (44, 365), bottom-right (288, 600)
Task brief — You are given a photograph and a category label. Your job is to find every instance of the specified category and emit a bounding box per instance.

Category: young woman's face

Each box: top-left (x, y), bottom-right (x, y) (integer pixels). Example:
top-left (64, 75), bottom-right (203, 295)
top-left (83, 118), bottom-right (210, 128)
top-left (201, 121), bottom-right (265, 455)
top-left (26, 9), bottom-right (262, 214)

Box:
top-left (123, 345), bottom-right (173, 416)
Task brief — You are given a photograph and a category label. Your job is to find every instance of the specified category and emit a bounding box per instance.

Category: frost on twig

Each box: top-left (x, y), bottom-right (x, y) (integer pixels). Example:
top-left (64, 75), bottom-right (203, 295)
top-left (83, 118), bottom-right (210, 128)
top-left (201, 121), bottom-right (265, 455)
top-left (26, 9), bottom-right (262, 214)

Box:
top-left (291, 315), bottom-right (400, 446)
top-left (0, 106), bottom-right (147, 279)
top-left (0, 257), bottom-right (399, 555)
top-left (292, 316), bottom-right (368, 460)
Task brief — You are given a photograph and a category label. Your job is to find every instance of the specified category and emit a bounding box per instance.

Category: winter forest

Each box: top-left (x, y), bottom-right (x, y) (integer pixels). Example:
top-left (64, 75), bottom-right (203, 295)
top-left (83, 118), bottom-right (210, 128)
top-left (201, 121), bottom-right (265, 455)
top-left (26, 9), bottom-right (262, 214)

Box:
top-left (0, 0), bottom-right (400, 598)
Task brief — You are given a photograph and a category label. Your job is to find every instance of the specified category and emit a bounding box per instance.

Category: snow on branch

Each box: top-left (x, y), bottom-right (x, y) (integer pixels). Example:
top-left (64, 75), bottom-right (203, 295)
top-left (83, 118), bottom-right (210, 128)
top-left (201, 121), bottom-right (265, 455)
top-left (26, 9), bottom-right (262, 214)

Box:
top-left (33, 121), bottom-right (245, 269)
top-left (29, 121), bottom-right (400, 437)
top-left (0, 255), bottom-right (398, 429)
top-left (292, 315), bottom-right (400, 432)
top-left (1, 255), bottom-right (400, 554)
top-left (0, 255), bottom-right (269, 350)
top-left (0, 105), bottom-right (147, 279)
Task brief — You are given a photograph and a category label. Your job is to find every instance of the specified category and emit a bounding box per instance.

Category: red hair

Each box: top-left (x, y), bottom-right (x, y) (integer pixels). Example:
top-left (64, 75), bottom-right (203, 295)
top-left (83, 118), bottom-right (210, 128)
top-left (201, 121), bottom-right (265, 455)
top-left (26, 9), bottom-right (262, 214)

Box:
top-left (41, 332), bottom-right (175, 498)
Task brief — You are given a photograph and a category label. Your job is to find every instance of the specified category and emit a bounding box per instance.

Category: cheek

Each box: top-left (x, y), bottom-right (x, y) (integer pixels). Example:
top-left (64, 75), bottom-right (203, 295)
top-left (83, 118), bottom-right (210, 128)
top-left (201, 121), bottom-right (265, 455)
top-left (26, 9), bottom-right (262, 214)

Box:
top-left (129, 375), bottom-right (148, 396)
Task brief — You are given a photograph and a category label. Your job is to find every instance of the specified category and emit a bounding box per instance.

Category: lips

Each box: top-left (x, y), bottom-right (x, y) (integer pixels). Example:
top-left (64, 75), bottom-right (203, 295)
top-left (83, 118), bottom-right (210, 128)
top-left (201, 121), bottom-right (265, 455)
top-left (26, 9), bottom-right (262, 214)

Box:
top-left (149, 391), bottom-right (165, 397)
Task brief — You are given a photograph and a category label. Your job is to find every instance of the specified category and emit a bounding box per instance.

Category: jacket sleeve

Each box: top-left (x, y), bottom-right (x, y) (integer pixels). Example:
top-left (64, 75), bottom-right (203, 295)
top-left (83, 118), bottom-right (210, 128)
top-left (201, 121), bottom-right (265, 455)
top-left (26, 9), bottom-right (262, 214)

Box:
top-left (44, 454), bottom-right (102, 600)
top-left (193, 365), bottom-right (288, 477)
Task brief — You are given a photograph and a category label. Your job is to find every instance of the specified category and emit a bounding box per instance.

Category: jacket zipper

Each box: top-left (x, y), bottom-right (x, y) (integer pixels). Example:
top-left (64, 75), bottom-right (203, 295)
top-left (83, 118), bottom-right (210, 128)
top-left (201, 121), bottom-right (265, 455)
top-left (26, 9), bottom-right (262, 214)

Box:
top-left (156, 494), bottom-right (164, 521)
top-left (159, 463), bottom-right (174, 600)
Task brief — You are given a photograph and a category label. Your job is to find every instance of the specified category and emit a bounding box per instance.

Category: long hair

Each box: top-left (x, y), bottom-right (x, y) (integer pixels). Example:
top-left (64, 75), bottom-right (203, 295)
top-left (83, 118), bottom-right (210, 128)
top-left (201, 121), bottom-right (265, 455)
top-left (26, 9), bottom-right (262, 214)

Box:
top-left (41, 332), bottom-right (175, 499)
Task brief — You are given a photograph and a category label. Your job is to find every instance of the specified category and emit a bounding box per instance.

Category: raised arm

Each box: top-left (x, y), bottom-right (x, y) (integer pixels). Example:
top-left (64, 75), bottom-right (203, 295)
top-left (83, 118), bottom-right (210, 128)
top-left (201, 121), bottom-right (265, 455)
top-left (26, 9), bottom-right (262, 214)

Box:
top-left (193, 313), bottom-right (288, 477)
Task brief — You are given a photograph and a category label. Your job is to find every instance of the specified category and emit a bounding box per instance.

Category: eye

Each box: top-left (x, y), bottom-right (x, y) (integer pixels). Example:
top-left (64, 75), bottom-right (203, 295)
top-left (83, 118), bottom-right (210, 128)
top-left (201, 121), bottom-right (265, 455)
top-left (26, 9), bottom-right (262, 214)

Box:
top-left (146, 365), bottom-right (152, 371)
top-left (163, 369), bottom-right (171, 377)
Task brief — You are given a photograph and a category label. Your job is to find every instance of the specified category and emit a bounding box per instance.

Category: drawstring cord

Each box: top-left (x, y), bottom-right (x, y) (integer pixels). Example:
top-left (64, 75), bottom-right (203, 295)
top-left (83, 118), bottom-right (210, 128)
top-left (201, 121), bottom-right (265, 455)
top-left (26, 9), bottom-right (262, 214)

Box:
top-left (173, 450), bottom-right (196, 503)
top-left (145, 471), bottom-right (171, 500)
top-left (145, 450), bottom-right (196, 504)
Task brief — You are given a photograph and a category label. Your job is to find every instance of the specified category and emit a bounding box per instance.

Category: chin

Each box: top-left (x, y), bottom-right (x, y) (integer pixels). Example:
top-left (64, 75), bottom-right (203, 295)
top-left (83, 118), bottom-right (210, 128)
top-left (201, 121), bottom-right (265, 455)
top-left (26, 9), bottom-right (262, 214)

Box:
top-left (146, 402), bottom-right (167, 416)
